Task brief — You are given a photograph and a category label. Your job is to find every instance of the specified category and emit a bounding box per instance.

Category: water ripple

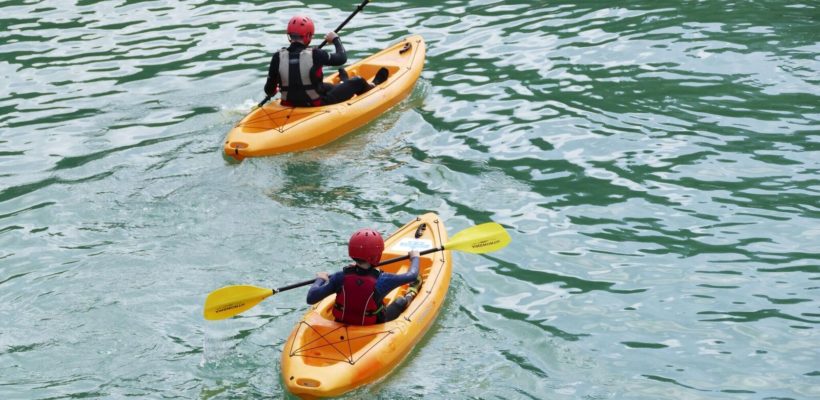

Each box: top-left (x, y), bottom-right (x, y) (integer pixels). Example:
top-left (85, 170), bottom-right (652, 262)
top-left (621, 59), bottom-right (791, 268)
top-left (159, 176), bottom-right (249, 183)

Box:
top-left (2, 0), bottom-right (819, 399)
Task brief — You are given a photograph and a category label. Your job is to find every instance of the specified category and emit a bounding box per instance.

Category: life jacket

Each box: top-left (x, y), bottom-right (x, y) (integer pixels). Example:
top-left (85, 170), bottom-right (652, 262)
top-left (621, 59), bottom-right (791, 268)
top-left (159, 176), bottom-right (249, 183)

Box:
top-left (332, 266), bottom-right (382, 325)
top-left (278, 47), bottom-right (323, 107)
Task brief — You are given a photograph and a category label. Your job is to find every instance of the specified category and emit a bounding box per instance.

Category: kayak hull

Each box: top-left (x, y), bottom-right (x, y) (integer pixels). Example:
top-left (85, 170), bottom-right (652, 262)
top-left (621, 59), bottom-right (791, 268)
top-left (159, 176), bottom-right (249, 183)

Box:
top-left (281, 213), bottom-right (451, 398)
top-left (224, 35), bottom-right (426, 160)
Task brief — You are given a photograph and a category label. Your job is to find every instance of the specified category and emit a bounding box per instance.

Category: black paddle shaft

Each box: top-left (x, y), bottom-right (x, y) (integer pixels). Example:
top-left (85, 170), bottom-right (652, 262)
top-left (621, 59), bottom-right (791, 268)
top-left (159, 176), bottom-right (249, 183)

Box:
top-left (275, 278), bottom-right (315, 293)
top-left (256, 95), bottom-right (271, 109)
top-left (318, 0), bottom-right (370, 49)
top-left (378, 246), bottom-right (444, 266)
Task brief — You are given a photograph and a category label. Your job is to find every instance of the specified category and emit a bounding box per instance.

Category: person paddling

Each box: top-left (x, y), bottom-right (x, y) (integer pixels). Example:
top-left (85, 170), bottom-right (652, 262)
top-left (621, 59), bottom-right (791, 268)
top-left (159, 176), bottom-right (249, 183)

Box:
top-left (307, 228), bottom-right (422, 325)
top-left (264, 15), bottom-right (388, 107)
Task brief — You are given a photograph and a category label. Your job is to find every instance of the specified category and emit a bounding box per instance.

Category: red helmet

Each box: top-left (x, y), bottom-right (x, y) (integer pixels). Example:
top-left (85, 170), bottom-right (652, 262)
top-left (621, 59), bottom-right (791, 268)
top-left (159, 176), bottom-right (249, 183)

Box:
top-left (287, 15), bottom-right (315, 44)
top-left (348, 228), bottom-right (384, 266)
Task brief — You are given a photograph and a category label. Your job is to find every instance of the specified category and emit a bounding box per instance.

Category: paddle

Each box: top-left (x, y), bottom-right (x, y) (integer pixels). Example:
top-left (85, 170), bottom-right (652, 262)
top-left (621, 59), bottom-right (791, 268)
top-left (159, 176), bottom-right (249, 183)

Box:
top-left (318, 0), bottom-right (370, 50)
top-left (203, 222), bottom-right (511, 320)
top-left (254, 0), bottom-right (371, 109)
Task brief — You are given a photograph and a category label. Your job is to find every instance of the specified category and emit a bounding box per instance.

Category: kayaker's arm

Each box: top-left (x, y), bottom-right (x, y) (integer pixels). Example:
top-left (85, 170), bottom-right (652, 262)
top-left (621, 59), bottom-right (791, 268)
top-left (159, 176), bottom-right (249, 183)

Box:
top-left (375, 253), bottom-right (419, 298)
top-left (306, 271), bottom-right (342, 305)
top-left (317, 37), bottom-right (347, 66)
top-left (264, 52), bottom-right (281, 97)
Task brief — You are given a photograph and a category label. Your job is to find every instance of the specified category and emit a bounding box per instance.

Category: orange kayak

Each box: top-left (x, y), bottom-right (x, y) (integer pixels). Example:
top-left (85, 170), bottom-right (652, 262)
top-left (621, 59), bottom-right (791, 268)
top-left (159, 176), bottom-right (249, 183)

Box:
top-left (224, 35), bottom-right (426, 160)
top-left (281, 213), bottom-right (451, 398)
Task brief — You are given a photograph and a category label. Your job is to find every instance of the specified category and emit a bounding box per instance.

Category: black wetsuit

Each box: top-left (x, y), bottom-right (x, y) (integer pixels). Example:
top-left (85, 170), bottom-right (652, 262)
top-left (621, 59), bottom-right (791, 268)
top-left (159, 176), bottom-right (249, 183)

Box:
top-left (263, 38), bottom-right (369, 107)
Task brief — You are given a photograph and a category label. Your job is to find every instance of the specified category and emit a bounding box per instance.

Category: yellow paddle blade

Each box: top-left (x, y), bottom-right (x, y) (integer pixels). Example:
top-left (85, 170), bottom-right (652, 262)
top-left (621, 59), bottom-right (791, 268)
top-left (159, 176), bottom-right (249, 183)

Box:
top-left (444, 222), bottom-right (511, 254)
top-left (203, 285), bottom-right (274, 321)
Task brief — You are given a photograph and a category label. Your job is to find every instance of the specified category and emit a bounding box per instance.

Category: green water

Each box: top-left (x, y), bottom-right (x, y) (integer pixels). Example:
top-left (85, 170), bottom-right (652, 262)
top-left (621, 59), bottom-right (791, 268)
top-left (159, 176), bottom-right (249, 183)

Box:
top-left (1, 0), bottom-right (818, 398)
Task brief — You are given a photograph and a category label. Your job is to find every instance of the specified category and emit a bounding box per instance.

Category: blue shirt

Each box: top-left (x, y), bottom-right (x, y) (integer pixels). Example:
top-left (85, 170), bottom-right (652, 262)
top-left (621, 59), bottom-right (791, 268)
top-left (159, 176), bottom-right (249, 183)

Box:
top-left (306, 256), bottom-right (420, 305)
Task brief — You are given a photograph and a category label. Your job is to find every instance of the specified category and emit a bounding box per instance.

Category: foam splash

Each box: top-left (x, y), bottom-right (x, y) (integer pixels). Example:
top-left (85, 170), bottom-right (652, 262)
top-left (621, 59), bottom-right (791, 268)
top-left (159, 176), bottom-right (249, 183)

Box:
top-left (220, 99), bottom-right (259, 116)
top-left (200, 320), bottom-right (242, 367)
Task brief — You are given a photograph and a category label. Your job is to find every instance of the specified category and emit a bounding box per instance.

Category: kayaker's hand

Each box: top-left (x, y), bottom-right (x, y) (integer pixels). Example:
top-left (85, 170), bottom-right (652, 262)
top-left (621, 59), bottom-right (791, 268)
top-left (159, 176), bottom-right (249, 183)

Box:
top-left (408, 250), bottom-right (419, 259)
top-left (324, 31), bottom-right (338, 43)
top-left (316, 272), bottom-right (329, 282)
